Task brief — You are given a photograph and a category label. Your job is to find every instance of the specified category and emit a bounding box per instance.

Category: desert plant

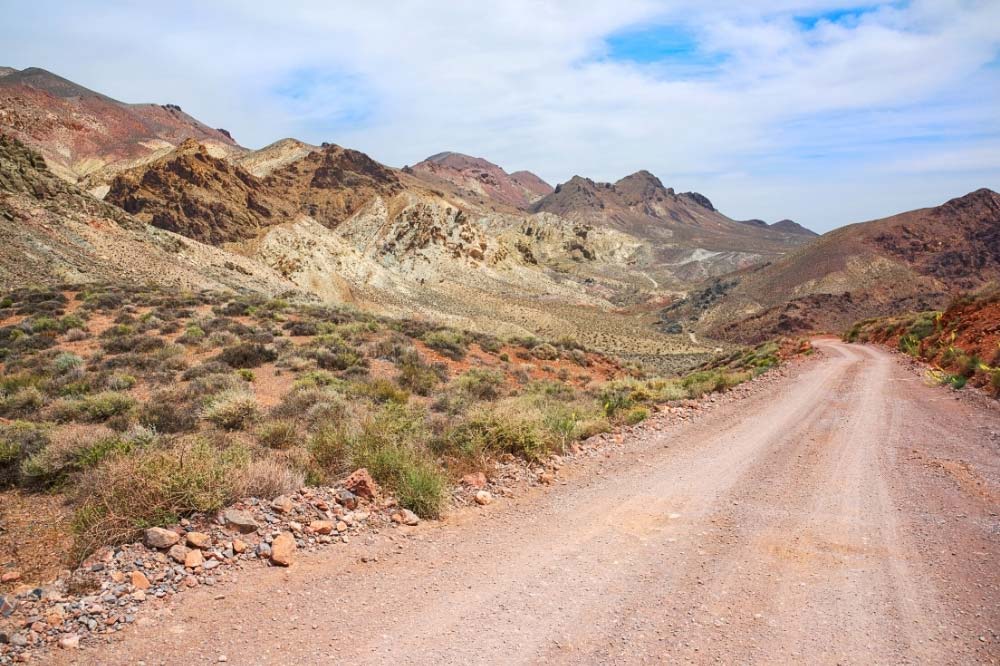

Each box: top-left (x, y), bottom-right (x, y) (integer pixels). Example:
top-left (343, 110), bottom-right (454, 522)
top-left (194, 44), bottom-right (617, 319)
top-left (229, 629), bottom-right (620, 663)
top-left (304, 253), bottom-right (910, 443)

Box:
top-left (202, 390), bottom-right (260, 430)
top-left (422, 330), bottom-right (467, 360)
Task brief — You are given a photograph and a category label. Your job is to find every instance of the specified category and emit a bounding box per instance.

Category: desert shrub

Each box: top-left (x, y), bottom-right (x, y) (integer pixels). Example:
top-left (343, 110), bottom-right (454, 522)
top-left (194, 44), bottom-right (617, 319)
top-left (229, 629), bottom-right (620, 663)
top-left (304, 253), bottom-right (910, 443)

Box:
top-left (0, 421), bottom-right (50, 487)
top-left (453, 368), bottom-right (504, 401)
top-left (478, 337), bottom-right (502, 354)
top-left (284, 320), bottom-right (318, 337)
top-left (310, 345), bottom-right (368, 374)
top-left (349, 405), bottom-right (445, 517)
top-left (72, 438), bottom-right (248, 555)
top-left (441, 400), bottom-right (551, 461)
top-left (105, 373), bottom-right (136, 391)
top-left (19, 424), bottom-right (118, 487)
top-left (396, 353), bottom-right (440, 396)
top-left (625, 406), bottom-right (650, 425)
top-left (307, 425), bottom-right (351, 480)
top-left (256, 419), bottom-right (300, 450)
top-left (422, 330), bottom-right (467, 360)
top-left (361, 378), bottom-right (410, 404)
top-left (0, 386), bottom-right (46, 418)
top-left (681, 370), bottom-right (750, 398)
top-left (52, 351), bottom-right (84, 374)
top-left (217, 343), bottom-right (277, 369)
top-left (202, 390), bottom-right (260, 430)
top-left (231, 454), bottom-right (305, 499)
top-left (531, 343), bottom-right (558, 361)
top-left (237, 368), bottom-right (255, 382)
top-left (898, 334), bottom-right (921, 357)
top-left (59, 391), bottom-right (137, 424)
top-left (140, 390), bottom-right (197, 433)
top-left (177, 324), bottom-right (206, 345)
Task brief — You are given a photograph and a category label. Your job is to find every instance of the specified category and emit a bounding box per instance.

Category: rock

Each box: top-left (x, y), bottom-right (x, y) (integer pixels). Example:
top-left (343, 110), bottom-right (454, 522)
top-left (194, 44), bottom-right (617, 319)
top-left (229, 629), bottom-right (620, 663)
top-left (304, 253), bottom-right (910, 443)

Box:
top-left (184, 549), bottom-right (204, 569)
top-left (309, 520), bottom-right (334, 535)
top-left (58, 634), bottom-right (80, 650)
top-left (474, 490), bottom-right (493, 505)
top-left (186, 532), bottom-right (211, 549)
top-left (538, 471), bottom-right (555, 485)
top-left (168, 544), bottom-right (189, 564)
top-left (232, 539), bottom-right (248, 554)
top-left (130, 570), bottom-right (151, 590)
top-left (336, 521), bottom-right (348, 533)
top-left (392, 509), bottom-right (420, 526)
top-left (270, 533), bottom-right (296, 567)
top-left (270, 495), bottom-right (294, 514)
top-left (0, 571), bottom-right (21, 583)
top-left (336, 489), bottom-right (358, 510)
top-left (222, 508), bottom-right (259, 533)
top-left (144, 527), bottom-right (179, 549)
top-left (343, 468), bottom-right (378, 500)
top-left (461, 472), bottom-right (488, 489)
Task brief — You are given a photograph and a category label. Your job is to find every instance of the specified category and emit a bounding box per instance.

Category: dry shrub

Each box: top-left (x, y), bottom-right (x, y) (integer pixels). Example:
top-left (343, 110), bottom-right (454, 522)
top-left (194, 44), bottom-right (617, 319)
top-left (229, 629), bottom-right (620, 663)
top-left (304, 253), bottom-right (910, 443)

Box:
top-left (231, 454), bottom-right (304, 499)
top-left (71, 438), bottom-right (247, 558)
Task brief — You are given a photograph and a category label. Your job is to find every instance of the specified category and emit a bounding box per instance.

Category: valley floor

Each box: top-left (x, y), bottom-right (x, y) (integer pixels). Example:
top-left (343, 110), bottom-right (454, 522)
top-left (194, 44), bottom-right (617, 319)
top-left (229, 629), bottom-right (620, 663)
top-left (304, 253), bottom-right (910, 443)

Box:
top-left (54, 340), bottom-right (999, 665)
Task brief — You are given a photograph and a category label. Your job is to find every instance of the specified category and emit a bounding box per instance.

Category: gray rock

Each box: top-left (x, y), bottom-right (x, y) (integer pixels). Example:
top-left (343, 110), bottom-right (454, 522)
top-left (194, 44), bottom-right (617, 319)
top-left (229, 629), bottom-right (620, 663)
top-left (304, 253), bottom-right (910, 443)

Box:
top-left (222, 509), bottom-right (259, 534)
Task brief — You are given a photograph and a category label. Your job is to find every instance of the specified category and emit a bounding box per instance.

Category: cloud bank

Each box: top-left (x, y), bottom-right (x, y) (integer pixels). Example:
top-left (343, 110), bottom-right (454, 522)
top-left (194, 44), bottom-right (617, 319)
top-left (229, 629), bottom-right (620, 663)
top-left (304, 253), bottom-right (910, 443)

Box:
top-left (2, 0), bottom-right (999, 231)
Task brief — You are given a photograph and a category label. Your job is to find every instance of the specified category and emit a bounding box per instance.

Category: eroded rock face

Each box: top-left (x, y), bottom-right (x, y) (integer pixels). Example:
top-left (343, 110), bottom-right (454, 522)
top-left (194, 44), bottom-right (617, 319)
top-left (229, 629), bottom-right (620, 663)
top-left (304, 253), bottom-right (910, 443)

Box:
top-left (410, 151), bottom-right (553, 210)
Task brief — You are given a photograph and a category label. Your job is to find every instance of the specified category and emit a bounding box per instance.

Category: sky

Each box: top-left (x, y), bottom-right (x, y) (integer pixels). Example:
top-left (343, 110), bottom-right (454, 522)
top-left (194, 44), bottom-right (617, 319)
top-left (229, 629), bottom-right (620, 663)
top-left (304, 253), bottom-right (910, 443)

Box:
top-left (2, 1), bottom-right (999, 232)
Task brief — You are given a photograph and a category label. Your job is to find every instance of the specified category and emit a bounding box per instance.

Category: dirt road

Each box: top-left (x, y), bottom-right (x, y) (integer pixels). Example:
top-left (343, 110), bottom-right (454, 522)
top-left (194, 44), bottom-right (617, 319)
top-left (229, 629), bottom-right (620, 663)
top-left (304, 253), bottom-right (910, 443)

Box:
top-left (61, 340), bottom-right (999, 665)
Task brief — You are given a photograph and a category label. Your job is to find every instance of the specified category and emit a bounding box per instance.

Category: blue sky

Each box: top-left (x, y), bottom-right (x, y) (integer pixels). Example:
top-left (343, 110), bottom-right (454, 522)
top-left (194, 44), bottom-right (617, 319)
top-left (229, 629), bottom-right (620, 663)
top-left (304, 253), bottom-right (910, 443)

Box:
top-left (1, 0), bottom-right (999, 232)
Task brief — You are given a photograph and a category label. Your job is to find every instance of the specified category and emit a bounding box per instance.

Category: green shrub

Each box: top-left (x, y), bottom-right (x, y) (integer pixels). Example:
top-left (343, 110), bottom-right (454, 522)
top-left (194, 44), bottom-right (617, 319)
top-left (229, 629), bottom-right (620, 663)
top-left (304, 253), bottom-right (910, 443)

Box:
top-left (625, 406), bottom-right (650, 425)
top-left (78, 392), bottom-right (137, 423)
top-left (256, 419), bottom-right (300, 450)
top-left (0, 421), bottom-right (50, 487)
top-left (422, 330), bottom-right (467, 360)
top-left (362, 378), bottom-right (410, 404)
top-left (453, 368), bottom-right (504, 401)
top-left (0, 386), bottom-right (46, 417)
top-left (396, 353), bottom-right (440, 396)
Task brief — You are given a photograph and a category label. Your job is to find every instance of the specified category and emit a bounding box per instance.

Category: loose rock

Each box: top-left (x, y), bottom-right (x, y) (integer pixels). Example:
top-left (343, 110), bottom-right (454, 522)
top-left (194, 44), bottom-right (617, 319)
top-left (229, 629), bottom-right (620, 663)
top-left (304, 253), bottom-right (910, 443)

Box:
top-left (144, 527), bottom-right (179, 549)
top-left (270, 533), bottom-right (296, 567)
top-left (343, 468), bottom-right (378, 499)
top-left (222, 509), bottom-right (259, 534)
top-left (474, 490), bottom-right (493, 505)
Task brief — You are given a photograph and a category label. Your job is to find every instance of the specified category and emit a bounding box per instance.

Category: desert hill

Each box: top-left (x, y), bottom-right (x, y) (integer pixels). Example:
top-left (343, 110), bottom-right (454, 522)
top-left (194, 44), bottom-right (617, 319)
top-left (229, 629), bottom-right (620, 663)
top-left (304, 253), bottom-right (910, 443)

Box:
top-left (738, 218), bottom-right (816, 236)
top-left (409, 151), bottom-right (553, 210)
top-left (0, 134), bottom-right (295, 295)
top-left (0, 67), bottom-right (239, 187)
top-left (665, 188), bottom-right (1000, 342)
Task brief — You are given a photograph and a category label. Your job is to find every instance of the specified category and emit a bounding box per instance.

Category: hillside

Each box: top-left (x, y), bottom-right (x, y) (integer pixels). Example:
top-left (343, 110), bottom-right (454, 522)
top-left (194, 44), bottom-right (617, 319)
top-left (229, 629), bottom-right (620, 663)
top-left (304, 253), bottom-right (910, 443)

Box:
top-left (0, 134), bottom-right (295, 295)
top-left (409, 152), bottom-right (552, 210)
top-left (845, 289), bottom-right (1000, 395)
top-left (0, 67), bottom-right (239, 186)
top-left (666, 189), bottom-right (1000, 343)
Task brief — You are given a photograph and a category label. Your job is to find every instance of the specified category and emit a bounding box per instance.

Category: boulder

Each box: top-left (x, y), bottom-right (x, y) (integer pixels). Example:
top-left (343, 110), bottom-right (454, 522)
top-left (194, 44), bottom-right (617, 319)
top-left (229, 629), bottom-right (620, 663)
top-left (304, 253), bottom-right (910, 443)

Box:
top-left (343, 468), bottom-right (378, 500)
top-left (270, 495), bottom-right (294, 514)
top-left (474, 490), bottom-right (493, 505)
top-left (222, 509), bottom-right (259, 534)
top-left (144, 527), bottom-right (179, 549)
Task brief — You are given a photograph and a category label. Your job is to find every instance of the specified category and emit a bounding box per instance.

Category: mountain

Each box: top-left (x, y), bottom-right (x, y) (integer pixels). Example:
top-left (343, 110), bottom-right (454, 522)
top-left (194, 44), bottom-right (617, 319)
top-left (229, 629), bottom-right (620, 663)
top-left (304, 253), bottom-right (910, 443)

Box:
top-left (666, 189), bottom-right (1000, 343)
top-left (738, 218), bottom-right (817, 236)
top-left (0, 134), bottom-right (293, 294)
top-left (409, 151), bottom-right (553, 210)
top-left (104, 139), bottom-right (299, 244)
top-left (0, 66), bottom-right (239, 186)
top-left (531, 170), bottom-right (815, 286)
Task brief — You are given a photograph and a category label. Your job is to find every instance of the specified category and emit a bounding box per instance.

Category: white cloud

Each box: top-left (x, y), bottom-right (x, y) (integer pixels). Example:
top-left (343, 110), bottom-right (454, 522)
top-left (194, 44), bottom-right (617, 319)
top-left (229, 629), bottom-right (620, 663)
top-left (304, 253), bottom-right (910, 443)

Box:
top-left (1, 0), bottom-right (998, 231)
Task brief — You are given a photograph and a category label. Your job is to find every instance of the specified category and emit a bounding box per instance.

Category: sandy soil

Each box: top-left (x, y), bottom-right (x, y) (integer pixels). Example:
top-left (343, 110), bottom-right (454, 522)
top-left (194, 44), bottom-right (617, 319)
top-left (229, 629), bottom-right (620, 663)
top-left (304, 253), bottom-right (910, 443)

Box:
top-left (53, 340), bottom-right (999, 665)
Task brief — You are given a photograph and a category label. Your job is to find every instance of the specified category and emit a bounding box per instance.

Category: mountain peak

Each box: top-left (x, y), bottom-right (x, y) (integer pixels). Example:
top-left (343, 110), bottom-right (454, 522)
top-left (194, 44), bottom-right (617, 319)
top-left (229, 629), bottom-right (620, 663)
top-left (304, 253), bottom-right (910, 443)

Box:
top-left (410, 151), bottom-right (552, 209)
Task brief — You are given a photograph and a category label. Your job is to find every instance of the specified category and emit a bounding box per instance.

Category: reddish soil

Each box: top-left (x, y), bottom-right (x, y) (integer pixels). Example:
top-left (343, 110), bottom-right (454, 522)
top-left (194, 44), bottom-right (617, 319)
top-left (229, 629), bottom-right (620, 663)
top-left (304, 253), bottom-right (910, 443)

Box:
top-left (50, 341), bottom-right (1000, 664)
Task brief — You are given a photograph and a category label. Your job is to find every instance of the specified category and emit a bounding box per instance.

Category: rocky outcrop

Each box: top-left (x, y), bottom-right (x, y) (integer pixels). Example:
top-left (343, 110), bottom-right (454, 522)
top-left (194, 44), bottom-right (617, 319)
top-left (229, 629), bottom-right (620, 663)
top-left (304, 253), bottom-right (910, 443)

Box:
top-left (105, 140), bottom-right (298, 244)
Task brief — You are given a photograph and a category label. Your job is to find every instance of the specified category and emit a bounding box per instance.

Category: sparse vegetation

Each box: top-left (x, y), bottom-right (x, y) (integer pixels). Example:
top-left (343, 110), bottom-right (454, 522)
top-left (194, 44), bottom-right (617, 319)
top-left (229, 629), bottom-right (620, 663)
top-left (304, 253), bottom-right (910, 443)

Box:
top-left (0, 284), bottom-right (794, 560)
